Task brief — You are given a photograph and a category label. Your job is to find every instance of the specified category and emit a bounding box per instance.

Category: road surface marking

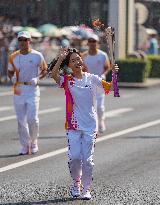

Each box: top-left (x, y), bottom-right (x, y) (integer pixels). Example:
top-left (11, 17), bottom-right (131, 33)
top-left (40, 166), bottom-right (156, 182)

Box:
top-left (0, 106), bottom-right (13, 112)
top-left (0, 118), bottom-right (160, 173)
top-left (0, 87), bottom-right (45, 97)
top-left (0, 107), bottom-right (62, 122)
top-left (0, 107), bottom-right (132, 122)
top-left (0, 91), bottom-right (13, 97)
top-left (104, 108), bottom-right (133, 118)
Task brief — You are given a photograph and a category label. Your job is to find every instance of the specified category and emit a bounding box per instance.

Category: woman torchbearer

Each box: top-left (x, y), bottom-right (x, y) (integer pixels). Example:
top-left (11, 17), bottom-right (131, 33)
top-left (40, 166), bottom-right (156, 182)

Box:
top-left (50, 47), bottom-right (119, 200)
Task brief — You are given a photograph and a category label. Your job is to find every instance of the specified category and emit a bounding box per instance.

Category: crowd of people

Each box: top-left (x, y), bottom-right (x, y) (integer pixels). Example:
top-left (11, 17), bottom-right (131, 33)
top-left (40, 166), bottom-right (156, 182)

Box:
top-left (0, 15), bottom-right (160, 83)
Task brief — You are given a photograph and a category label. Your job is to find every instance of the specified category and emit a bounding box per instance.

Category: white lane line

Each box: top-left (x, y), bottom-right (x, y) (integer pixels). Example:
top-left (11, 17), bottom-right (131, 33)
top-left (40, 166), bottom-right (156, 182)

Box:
top-left (104, 108), bottom-right (133, 118)
top-left (0, 107), bottom-right (62, 122)
top-left (0, 91), bottom-right (13, 96)
top-left (0, 87), bottom-right (46, 97)
top-left (0, 107), bottom-right (132, 122)
top-left (0, 106), bottom-right (13, 112)
top-left (97, 119), bottom-right (160, 142)
top-left (0, 118), bottom-right (160, 173)
top-left (0, 147), bottom-right (68, 173)
top-left (39, 107), bottom-right (61, 114)
top-left (0, 115), bottom-right (16, 122)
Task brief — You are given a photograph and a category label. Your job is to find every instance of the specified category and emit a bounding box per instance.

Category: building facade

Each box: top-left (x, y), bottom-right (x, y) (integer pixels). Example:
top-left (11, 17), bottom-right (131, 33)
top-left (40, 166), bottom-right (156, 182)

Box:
top-left (1, 0), bottom-right (158, 59)
top-left (0, 0), bottom-right (109, 27)
top-left (136, 0), bottom-right (160, 34)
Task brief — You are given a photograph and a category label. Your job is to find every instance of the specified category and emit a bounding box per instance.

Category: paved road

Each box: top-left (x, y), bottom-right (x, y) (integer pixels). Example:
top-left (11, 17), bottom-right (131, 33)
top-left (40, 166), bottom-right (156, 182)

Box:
top-left (0, 85), bottom-right (160, 204)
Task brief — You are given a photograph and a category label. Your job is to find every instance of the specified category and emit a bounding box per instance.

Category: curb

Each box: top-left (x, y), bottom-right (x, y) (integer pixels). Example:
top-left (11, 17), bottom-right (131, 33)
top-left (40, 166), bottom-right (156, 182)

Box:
top-left (1, 78), bottom-right (160, 88)
top-left (39, 78), bottom-right (160, 88)
top-left (119, 78), bottom-right (160, 88)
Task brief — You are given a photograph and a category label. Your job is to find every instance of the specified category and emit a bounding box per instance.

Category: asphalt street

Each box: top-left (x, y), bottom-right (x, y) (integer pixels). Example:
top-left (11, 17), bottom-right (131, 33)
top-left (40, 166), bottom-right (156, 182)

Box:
top-left (0, 84), bottom-right (160, 205)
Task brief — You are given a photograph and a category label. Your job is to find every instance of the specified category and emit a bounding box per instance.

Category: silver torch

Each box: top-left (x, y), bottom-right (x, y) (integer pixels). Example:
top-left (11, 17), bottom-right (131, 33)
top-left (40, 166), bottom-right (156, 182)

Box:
top-left (105, 27), bottom-right (120, 97)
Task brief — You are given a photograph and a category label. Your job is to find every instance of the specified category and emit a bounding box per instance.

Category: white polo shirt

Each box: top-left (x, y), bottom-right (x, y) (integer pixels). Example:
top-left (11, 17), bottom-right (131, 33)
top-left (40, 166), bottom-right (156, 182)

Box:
top-left (8, 49), bottom-right (47, 96)
top-left (83, 49), bottom-right (109, 77)
top-left (60, 72), bottom-right (111, 132)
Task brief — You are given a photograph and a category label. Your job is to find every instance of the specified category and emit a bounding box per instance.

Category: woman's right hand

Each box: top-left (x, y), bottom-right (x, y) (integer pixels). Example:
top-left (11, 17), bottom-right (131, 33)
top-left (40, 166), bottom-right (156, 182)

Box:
top-left (52, 47), bottom-right (69, 84)
top-left (111, 64), bottom-right (119, 73)
top-left (57, 47), bottom-right (69, 63)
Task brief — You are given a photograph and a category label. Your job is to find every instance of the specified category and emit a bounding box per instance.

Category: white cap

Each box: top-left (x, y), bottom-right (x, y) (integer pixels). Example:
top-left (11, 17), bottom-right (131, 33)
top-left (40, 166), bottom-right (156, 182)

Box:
top-left (88, 33), bottom-right (99, 42)
top-left (17, 31), bottom-right (31, 39)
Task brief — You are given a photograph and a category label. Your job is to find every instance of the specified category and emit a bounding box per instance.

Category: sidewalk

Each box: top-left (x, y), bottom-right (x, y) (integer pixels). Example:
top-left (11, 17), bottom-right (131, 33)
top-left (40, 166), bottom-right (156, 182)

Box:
top-left (118, 78), bottom-right (160, 88)
top-left (1, 77), bottom-right (160, 88)
top-left (39, 78), bottom-right (160, 88)
top-left (0, 77), bottom-right (56, 87)
top-left (39, 77), bottom-right (55, 86)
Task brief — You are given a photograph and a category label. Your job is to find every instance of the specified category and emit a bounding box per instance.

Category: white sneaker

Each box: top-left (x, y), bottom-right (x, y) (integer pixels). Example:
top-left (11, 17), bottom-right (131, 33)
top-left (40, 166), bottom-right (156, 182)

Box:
top-left (19, 146), bottom-right (28, 155)
top-left (31, 144), bottom-right (39, 154)
top-left (70, 186), bottom-right (81, 198)
top-left (98, 119), bottom-right (106, 133)
top-left (82, 190), bottom-right (91, 200)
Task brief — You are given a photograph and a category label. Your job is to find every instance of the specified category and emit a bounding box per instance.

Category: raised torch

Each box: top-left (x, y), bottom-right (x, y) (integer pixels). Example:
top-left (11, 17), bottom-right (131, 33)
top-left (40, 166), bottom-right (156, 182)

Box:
top-left (105, 27), bottom-right (120, 97)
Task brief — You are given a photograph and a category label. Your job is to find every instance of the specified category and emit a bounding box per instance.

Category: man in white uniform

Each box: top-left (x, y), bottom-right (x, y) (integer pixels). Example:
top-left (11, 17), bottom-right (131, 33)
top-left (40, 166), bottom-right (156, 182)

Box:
top-left (8, 31), bottom-right (47, 155)
top-left (82, 34), bottom-right (111, 133)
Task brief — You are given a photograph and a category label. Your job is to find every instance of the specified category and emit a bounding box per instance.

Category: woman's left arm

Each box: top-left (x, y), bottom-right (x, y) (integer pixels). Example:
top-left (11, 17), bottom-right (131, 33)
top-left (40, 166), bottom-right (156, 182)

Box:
top-left (92, 64), bottom-right (119, 94)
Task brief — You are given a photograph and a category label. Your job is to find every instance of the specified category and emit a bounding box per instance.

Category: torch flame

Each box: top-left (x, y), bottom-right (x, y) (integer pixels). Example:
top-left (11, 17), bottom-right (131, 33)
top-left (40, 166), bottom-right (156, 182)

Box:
top-left (92, 19), bottom-right (104, 28)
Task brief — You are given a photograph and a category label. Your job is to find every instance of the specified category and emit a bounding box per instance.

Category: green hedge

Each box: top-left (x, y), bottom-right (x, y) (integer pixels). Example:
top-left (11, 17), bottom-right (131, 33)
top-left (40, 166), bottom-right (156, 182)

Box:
top-left (147, 55), bottom-right (160, 78)
top-left (106, 59), bottom-right (151, 83)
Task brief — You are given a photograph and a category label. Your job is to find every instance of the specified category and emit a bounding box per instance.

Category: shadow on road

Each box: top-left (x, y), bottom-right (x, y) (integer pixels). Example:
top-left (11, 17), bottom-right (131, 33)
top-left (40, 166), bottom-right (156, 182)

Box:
top-left (123, 135), bottom-right (160, 139)
top-left (39, 135), bottom-right (66, 140)
top-left (0, 197), bottom-right (80, 205)
top-left (0, 154), bottom-right (20, 158)
top-left (12, 136), bottom-right (66, 141)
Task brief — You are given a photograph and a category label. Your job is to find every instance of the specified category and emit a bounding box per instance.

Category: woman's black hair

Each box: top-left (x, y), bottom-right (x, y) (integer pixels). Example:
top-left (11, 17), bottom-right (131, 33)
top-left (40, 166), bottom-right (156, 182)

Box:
top-left (48, 48), bottom-right (80, 72)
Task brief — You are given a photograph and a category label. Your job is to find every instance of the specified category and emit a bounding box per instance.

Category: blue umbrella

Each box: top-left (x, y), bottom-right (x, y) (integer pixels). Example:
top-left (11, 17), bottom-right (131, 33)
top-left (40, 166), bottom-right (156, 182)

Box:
top-left (38, 24), bottom-right (58, 36)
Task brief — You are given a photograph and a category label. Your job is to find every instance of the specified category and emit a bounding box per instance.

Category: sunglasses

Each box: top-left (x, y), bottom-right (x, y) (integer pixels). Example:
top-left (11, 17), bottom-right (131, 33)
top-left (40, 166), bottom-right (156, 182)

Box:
top-left (18, 38), bottom-right (29, 42)
top-left (68, 48), bottom-right (78, 53)
top-left (88, 39), bottom-right (97, 43)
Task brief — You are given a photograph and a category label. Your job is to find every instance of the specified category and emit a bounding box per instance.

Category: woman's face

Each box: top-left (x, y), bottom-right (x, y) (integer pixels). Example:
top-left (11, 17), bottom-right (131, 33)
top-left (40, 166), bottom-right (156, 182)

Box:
top-left (68, 52), bottom-right (83, 73)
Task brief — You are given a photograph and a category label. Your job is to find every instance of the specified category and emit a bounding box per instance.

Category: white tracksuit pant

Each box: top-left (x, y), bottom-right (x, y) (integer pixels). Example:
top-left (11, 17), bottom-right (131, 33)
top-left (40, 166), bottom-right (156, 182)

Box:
top-left (66, 129), bottom-right (96, 190)
top-left (13, 94), bottom-right (39, 148)
top-left (97, 92), bottom-right (105, 121)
